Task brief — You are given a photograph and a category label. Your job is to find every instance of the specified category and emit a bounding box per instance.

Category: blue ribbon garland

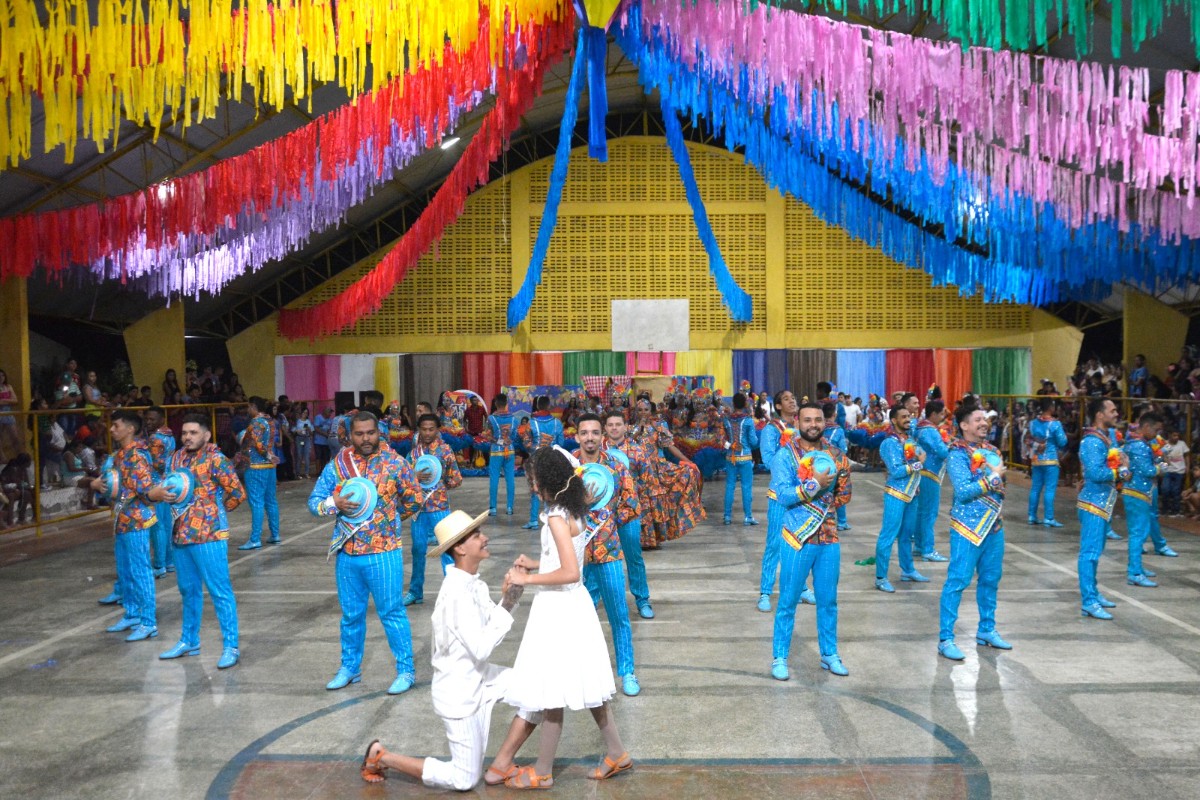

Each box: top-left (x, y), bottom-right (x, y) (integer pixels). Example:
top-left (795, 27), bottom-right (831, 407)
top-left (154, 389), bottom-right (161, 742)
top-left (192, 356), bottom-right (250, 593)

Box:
top-left (507, 28), bottom-right (588, 330)
top-left (662, 100), bottom-right (754, 321)
top-left (584, 25), bottom-right (610, 162)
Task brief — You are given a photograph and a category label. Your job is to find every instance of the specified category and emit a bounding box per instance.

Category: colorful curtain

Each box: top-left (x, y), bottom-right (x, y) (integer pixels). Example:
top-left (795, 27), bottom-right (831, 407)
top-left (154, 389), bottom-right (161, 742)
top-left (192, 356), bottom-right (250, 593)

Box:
top-left (401, 354), bottom-right (463, 415)
top-left (374, 357), bottom-right (401, 409)
top-left (733, 350), bottom-right (789, 395)
top-left (972, 349), bottom-right (1033, 397)
top-left (282, 355), bottom-right (340, 406)
top-left (509, 352), bottom-right (564, 387)
top-left (835, 350), bottom-right (887, 403)
top-left (787, 349), bottom-right (837, 403)
top-left (563, 351), bottom-right (627, 385)
top-left (626, 351), bottom-right (676, 375)
top-left (933, 349), bottom-right (975, 408)
top-left (461, 352), bottom-right (511, 406)
top-left (674, 350), bottom-right (733, 395)
top-left (885, 349), bottom-right (937, 401)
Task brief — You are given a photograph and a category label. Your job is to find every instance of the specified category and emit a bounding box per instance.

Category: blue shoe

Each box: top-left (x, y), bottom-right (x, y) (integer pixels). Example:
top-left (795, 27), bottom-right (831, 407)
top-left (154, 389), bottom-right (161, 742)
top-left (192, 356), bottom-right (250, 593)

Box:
top-left (723, 517), bottom-right (732, 525)
top-left (388, 673), bottom-right (415, 695)
top-left (1043, 519), bottom-right (1064, 528)
top-left (237, 541), bottom-right (262, 551)
top-left (506, 508), bottom-right (513, 516)
top-left (152, 567), bottom-right (168, 579)
top-left (268, 536), bottom-right (281, 545)
top-left (1156, 546), bottom-right (1179, 557)
top-left (521, 521), bottom-right (538, 530)
top-left (159, 641), bottom-right (200, 660)
top-left (488, 508), bottom-right (497, 517)
top-left (976, 631), bottom-right (1013, 650)
top-left (922, 551), bottom-right (949, 562)
top-left (1143, 568), bottom-right (1157, 577)
top-left (1082, 604), bottom-right (1114, 620)
top-left (900, 570), bottom-right (930, 583)
top-left (1027, 517), bottom-right (1041, 525)
top-left (1097, 595), bottom-right (1117, 608)
top-left (757, 594), bottom-right (771, 613)
top-left (874, 578), bottom-right (895, 593)
top-left (106, 617), bottom-right (139, 633)
top-left (836, 523), bottom-right (850, 531)
top-left (326, 668), bottom-right (362, 691)
top-left (402, 592), bottom-right (423, 606)
top-left (125, 625), bottom-right (158, 642)
top-left (97, 592), bottom-right (122, 605)
top-left (820, 653), bottom-right (849, 676)
top-left (799, 588), bottom-right (816, 605)
top-left (1127, 574), bottom-right (1158, 588)
top-left (217, 647), bottom-right (240, 669)
top-left (165, 565), bottom-right (175, 573)
top-left (770, 657), bottom-right (789, 681)
top-left (622, 674), bottom-right (641, 697)
top-left (637, 602), bottom-right (655, 620)
top-left (744, 517), bottom-right (759, 526)
top-left (938, 639), bottom-right (966, 660)
top-left (1106, 530), bottom-right (1122, 540)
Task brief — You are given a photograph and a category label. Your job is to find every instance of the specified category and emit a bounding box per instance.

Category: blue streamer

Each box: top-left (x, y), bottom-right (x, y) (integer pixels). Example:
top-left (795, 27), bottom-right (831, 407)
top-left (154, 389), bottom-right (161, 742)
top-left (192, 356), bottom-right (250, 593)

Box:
top-left (507, 29), bottom-right (588, 329)
top-left (584, 25), bottom-right (610, 162)
top-left (662, 100), bottom-right (754, 322)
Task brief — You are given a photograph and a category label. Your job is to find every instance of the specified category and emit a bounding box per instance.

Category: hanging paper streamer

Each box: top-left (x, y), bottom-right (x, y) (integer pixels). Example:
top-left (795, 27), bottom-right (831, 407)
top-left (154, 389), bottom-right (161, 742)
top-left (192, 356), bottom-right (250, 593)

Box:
top-left (584, 25), bottom-right (611, 161)
top-left (506, 28), bottom-right (589, 329)
top-left (277, 17), bottom-right (574, 339)
top-left (661, 102), bottom-right (753, 322)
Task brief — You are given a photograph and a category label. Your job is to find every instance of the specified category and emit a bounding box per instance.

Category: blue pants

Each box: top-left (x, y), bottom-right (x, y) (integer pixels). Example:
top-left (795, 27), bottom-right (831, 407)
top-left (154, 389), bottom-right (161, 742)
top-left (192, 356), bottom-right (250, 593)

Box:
top-left (773, 542), bottom-right (840, 659)
top-left (836, 504), bottom-right (847, 527)
top-left (408, 508), bottom-right (450, 600)
top-left (584, 559), bottom-right (635, 677)
top-left (1125, 496), bottom-right (1156, 578)
top-left (245, 467), bottom-right (279, 544)
top-left (617, 519), bottom-right (650, 605)
top-left (916, 475), bottom-right (943, 555)
top-left (1029, 464), bottom-right (1060, 521)
top-left (334, 548), bottom-right (414, 677)
top-left (1148, 488), bottom-right (1168, 551)
top-left (938, 528), bottom-right (1004, 641)
top-left (488, 454), bottom-right (514, 513)
top-left (1160, 472), bottom-right (1184, 514)
top-left (1077, 511), bottom-right (1109, 608)
top-left (174, 539), bottom-right (238, 648)
top-left (529, 494), bottom-right (541, 525)
top-left (151, 502), bottom-right (175, 571)
top-left (760, 498), bottom-right (783, 595)
top-left (875, 495), bottom-right (918, 580)
top-left (115, 529), bottom-right (156, 628)
top-left (723, 460), bottom-right (754, 520)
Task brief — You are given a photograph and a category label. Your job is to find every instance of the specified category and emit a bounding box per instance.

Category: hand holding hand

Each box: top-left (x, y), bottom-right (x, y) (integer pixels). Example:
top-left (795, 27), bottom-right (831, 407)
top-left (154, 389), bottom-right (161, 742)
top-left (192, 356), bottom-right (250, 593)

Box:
top-left (513, 554), bottom-right (536, 570)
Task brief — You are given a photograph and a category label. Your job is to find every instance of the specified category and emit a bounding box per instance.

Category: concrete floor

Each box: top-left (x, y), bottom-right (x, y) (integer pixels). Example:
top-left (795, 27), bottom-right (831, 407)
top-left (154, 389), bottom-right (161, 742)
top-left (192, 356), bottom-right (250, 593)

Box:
top-left (1, 469), bottom-right (1198, 799)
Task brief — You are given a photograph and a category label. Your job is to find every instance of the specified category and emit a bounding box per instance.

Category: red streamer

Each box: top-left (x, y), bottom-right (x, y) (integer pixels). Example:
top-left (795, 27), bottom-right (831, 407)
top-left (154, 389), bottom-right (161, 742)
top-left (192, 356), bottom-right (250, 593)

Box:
top-left (277, 18), bottom-right (574, 341)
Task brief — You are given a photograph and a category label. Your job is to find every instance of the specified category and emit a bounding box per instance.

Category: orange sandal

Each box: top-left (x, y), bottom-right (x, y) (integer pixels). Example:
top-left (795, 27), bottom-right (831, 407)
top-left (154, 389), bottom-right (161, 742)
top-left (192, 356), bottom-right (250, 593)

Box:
top-left (360, 739), bottom-right (387, 783)
top-left (484, 763), bottom-right (519, 786)
top-left (504, 765), bottom-right (554, 789)
top-left (588, 752), bottom-right (634, 780)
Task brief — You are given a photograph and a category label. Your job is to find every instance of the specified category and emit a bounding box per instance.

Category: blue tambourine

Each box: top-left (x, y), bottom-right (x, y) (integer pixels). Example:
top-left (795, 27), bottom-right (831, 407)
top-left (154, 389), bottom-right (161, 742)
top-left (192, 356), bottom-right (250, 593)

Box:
top-left (97, 468), bottom-right (121, 501)
top-left (606, 448), bottom-right (630, 469)
top-left (160, 469), bottom-right (197, 514)
top-left (976, 449), bottom-right (1004, 469)
top-left (414, 454), bottom-right (442, 490)
top-left (581, 463), bottom-right (615, 511)
top-left (338, 477), bottom-right (379, 526)
top-left (802, 450), bottom-right (838, 476)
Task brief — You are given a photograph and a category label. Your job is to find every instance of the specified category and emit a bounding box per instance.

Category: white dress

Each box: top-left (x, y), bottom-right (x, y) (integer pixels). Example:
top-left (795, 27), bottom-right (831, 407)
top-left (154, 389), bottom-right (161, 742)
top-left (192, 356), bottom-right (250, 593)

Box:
top-left (504, 507), bottom-right (616, 712)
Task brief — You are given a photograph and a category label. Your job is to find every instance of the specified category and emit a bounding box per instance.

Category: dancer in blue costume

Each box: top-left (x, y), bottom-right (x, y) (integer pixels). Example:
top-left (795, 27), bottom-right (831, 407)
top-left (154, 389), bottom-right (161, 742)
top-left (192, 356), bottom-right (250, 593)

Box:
top-left (722, 392), bottom-right (759, 526)
top-left (914, 400), bottom-right (951, 562)
top-left (1028, 398), bottom-right (1069, 527)
top-left (520, 396), bottom-right (564, 530)
top-left (873, 404), bottom-right (928, 592)
top-left (1076, 398), bottom-right (1130, 620)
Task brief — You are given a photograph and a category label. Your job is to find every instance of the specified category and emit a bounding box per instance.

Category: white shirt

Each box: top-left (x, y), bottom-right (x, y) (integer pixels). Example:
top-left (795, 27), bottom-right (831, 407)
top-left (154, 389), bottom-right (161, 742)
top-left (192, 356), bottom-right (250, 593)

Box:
top-left (1163, 441), bottom-right (1190, 474)
top-left (430, 566), bottom-right (515, 719)
top-left (843, 403), bottom-right (862, 428)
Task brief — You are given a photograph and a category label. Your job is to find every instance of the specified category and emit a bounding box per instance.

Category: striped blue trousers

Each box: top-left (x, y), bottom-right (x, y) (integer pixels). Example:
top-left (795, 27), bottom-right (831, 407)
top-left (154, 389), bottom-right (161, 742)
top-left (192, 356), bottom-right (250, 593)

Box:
top-left (245, 466), bottom-right (280, 543)
top-left (875, 495), bottom-right (918, 580)
top-left (151, 502), bottom-right (175, 571)
top-left (529, 494), bottom-right (541, 526)
top-left (760, 497), bottom-right (783, 595)
top-left (618, 519), bottom-right (649, 605)
top-left (723, 460), bottom-right (754, 520)
top-left (173, 539), bottom-right (239, 649)
top-left (408, 508), bottom-right (450, 601)
top-left (1077, 510), bottom-right (1109, 608)
top-left (335, 548), bottom-right (414, 678)
top-left (773, 541), bottom-right (840, 659)
top-left (584, 559), bottom-right (635, 677)
top-left (487, 454), bottom-right (514, 513)
top-left (115, 528), bottom-right (156, 627)
top-left (1029, 464), bottom-right (1060, 522)
top-left (916, 475), bottom-right (943, 555)
top-left (939, 528), bottom-right (1004, 641)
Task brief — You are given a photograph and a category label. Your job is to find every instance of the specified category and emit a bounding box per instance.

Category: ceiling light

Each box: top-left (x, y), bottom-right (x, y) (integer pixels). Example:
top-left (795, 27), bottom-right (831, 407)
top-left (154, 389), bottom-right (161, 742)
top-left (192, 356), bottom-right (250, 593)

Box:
top-left (440, 137), bottom-right (461, 150)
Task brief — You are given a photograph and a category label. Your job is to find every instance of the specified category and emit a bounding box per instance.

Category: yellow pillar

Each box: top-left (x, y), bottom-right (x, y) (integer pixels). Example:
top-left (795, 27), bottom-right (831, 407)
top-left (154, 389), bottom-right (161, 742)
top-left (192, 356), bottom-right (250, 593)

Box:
top-left (763, 187), bottom-right (787, 349)
top-left (228, 315), bottom-right (278, 400)
top-left (123, 304), bottom-right (185, 404)
top-left (1030, 309), bottom-right (1083, 391)
top-left (0, 277), bottom-right (31, 424)
top-left (1124, 288), bottom-right (1189, 385)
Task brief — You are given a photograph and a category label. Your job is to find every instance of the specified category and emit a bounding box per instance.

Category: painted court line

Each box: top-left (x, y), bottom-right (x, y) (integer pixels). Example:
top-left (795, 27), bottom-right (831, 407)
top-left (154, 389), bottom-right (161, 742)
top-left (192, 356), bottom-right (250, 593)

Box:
top-left (0, 520), bottom-right (332, 669)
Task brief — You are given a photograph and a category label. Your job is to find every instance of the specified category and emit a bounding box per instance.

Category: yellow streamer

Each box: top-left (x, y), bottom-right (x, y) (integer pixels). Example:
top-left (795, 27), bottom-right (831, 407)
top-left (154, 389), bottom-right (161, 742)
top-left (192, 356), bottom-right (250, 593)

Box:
top-left (0, 0), bottom-right (567, 170)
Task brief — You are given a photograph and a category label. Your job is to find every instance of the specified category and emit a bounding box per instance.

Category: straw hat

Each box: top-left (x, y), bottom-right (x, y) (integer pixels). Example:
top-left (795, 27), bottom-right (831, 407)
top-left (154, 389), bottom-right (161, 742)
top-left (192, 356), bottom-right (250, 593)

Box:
top-left (428, 510), bottom-right (490, 559)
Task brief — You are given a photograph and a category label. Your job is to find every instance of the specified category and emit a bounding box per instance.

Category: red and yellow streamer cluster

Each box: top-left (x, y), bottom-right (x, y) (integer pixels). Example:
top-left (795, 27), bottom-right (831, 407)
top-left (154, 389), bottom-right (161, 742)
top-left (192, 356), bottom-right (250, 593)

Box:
top-left (0, 0), bottom-right (565, 168)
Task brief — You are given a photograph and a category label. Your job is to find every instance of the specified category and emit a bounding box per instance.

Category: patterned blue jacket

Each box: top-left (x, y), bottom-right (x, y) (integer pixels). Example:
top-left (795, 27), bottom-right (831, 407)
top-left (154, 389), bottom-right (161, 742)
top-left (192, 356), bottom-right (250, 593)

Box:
top-left (880, 430), bottom-right (921, 502)
top-left (1029, 416), bottom-right (1068, 465)
top-left (1077, 428), bottom-right (1128, 521)
top-left (1121, 437), bottom-right (1162, 504)
top-left (915, 419), bottom-right (950, 482)
top-left (723, 413), bottom-right (759, 463)
top-left (946, 440), bottom-right (1004, 545)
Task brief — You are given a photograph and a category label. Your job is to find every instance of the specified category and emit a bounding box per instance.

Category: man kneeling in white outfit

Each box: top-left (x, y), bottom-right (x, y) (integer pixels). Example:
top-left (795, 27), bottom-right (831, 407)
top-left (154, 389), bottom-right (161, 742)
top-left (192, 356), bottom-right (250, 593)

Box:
top-left (360, 509), bottom-right (536, 789)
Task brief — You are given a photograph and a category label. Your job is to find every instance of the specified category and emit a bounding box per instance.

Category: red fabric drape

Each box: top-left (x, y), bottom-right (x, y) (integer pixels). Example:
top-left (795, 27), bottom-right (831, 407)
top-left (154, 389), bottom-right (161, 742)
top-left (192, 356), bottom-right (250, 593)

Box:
top-left (626, 352), bottom-right (676, 374)
top-left (509, 353), bottom-right (534, 387)
top-left (885, 349), bottom-right (936, 402)
top-left (460, 352), bottom-right (510, 405)
top-left (531, 352), bottom-right (564, 385)
top-left (283, 355), bottom-right (340, 406)
top-left (933, 349), bottom-right (974, 409)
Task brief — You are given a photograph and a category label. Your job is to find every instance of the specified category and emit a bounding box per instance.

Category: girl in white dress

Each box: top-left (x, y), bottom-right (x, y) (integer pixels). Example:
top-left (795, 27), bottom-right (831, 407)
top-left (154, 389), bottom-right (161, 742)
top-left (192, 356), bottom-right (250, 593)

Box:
top-left (485, 447), bottom-right (633, 790)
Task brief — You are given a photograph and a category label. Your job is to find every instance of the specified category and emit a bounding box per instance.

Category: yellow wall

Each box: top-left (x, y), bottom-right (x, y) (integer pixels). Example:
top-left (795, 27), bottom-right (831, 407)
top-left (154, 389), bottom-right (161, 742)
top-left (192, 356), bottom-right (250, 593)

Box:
top-left (0, 278), bottom-right (31, 432)
top-left (1124, 288), bottom-right (1188, 382)
top-left (279, 136), bottom-right (1055, 361)
top-left (227, 315), bottom-right (278, 400)
top-left (1031, 309), bottom-right (1085, 390)
top-left (123, 303), bottom-right (184, 404)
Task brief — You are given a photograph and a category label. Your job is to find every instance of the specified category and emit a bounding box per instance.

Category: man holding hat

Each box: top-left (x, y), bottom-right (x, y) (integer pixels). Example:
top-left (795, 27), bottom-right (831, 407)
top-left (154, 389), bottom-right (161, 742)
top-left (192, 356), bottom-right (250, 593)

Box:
top-left (149, 413), bottom-right (246, 669)
top-left (404, 413), bottom-right (464, 606)
top-left (360, 510), bottom-right (532, 790)
top-left (309, 411), bottom-right (423, 693)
